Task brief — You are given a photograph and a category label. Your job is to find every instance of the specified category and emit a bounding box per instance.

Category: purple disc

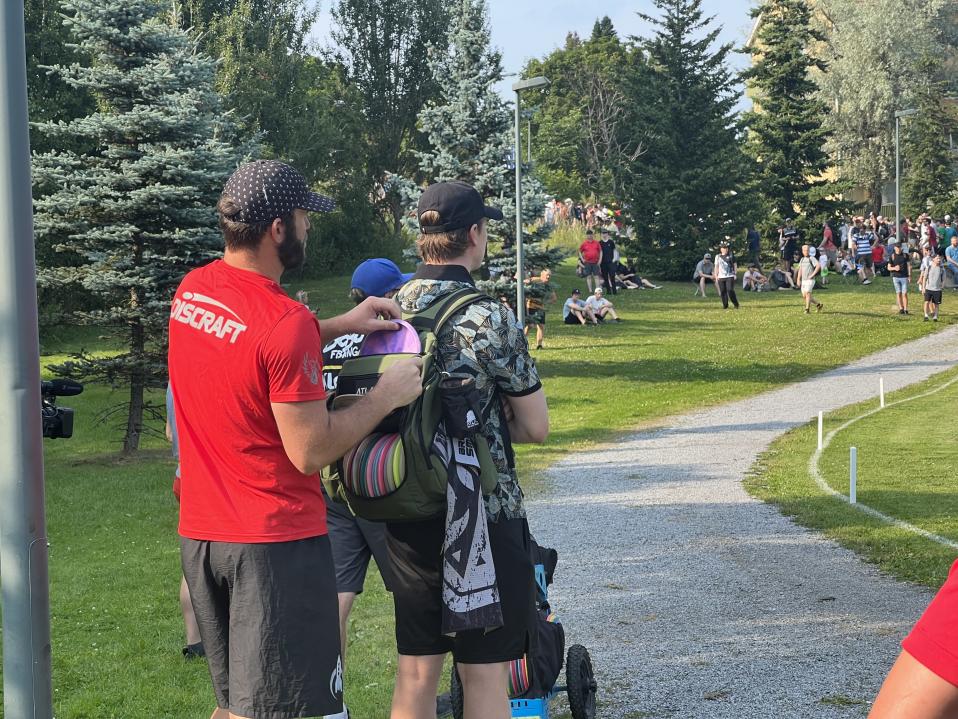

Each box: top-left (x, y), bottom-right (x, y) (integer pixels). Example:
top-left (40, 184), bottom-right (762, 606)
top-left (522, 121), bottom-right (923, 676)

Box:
top-left (359, 319), bottom-right (422, 355)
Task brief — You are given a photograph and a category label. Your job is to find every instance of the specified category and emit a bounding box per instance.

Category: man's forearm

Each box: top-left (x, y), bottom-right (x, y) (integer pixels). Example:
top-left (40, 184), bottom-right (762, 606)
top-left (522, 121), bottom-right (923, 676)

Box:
top-left (306, 389), bottom-right (396, 471)
top-left (318, 315), bottom-right (346, 340)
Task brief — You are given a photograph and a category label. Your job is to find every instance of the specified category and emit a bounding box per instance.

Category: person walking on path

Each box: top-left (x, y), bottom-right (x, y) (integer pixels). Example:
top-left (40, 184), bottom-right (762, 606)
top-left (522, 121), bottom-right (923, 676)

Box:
top-left (715, 242), bottom-right (739, 309)
top-left (888, 243), bottom-right (912, 315)
top-left (796, 244), bottom-right (823, 314)
top-left (920, 253), bottom-right (945, 321)
top-left (578, 229), bottom-right (601, 293)
top-left (168, 160), bottom-right (424, 719)
top-left (693, 252), bottom-right (715, 297)
top-left (599, 228), bottom-right (617, 295)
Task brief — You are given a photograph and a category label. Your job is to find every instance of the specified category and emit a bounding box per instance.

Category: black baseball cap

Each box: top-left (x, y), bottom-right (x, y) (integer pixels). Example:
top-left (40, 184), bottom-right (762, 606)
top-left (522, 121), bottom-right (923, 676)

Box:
top-left (418, 181), bottom-right (503, 234)
top-left (221, 160), bottom-right (336, 223)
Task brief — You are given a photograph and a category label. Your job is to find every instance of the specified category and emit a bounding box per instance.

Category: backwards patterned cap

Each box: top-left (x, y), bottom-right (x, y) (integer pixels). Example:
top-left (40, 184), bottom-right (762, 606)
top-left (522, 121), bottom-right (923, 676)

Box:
top-left (221, 160), bottom-right (336, 223)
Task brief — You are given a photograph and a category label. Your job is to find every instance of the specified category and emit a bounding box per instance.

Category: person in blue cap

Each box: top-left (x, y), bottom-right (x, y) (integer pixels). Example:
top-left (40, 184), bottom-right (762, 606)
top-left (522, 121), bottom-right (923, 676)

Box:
top-left (319, 257), bottom-right (411, 719)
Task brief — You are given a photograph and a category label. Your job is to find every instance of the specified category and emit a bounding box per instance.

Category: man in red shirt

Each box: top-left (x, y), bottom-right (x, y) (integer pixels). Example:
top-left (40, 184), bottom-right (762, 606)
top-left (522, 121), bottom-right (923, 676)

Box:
top-left (168, 160), bottom-right (422, 719)
top-left (578, 229), bottom-right (602, 293)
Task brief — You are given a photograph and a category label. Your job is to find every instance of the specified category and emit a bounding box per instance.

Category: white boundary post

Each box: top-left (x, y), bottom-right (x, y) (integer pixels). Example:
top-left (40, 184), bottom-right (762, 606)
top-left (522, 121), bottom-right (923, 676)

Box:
top-left (880, 377), bottom-right (885, 408)
top-left (849, 447), bottom-right (857, 504)
top-left (817, 411), bottom-right (823, 450)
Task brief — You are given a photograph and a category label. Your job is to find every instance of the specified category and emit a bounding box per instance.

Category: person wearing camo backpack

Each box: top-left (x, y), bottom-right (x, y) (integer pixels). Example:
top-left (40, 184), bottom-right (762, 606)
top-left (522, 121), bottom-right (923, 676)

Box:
top-left (387, 180), bottom-right (549, 719)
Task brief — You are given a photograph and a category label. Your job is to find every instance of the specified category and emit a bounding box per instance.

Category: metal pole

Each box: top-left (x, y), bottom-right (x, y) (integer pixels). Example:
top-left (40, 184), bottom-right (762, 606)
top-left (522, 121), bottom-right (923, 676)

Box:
top-left (515, 91), bottom-right (525, 328)
top-left (0, 1), bottom-right (55, 718)
top-left (879, 377), bottom-right (885, 408)
top-left (849, 447), bottom-right (857, 504)
top-left (895, 117), bottom-right (900, 245)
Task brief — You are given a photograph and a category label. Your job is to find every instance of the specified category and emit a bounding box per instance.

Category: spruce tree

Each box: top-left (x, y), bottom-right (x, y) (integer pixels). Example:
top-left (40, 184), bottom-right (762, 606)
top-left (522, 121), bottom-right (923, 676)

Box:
top-left (405, 0), bottom-right (557, 305)
top-left (902, 54), bottom-right (958, 217)
top-left (742, 0), bottom-right (835, 226)
top-left (622, 0), bottom-right (753, 280)
top-left (33, 0), bottom-right (251, 453)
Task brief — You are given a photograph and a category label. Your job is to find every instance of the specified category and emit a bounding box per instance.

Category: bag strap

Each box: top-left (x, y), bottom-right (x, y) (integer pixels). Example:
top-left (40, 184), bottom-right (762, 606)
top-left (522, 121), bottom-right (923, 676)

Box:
top-left (404, 287), bottom-right (489, 335)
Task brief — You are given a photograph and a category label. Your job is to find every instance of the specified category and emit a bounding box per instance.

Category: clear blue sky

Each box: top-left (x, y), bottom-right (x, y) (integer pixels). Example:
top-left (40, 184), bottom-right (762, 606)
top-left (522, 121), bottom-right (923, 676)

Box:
top-left (313, 0), bottom-right (757, 110)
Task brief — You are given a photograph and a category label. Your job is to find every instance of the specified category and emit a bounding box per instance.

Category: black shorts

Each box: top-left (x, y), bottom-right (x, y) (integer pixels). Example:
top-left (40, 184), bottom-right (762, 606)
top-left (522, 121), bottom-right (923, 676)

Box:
top-left (326, 497), bottom-right (396, 594)
top-left (925, 289), bottom-right (943, 304)
top-left (564, 312), bottom-right (582, 325)
top-left (385, 515), bottom-right (535, 664)
top-left (526, 309), bottom-right (546, 326)
top-left (181, 535), bottom-right (343, 718)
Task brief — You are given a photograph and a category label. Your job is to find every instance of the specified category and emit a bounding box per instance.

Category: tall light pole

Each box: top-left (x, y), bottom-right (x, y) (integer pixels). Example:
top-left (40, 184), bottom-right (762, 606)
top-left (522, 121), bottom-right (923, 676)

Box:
top-left (513, 76), bottom-right (549, 327)
top-left (0, 1), bottom-right (54, 718)
top-left (895, 108), bottom-right (918, 243)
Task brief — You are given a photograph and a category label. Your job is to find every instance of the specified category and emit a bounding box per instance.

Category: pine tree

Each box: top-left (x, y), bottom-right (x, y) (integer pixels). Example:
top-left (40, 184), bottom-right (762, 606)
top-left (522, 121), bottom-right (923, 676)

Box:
top-left (742, 0), bottom-right (835, 226)
top-left (622, 0), bottom-right (754, 280)
top-left (902, 54), bottom-right (958, 217)
top-left (412, 0), bottom-right (551, 239)
top-left (32, 0), bottom-right (252, 453)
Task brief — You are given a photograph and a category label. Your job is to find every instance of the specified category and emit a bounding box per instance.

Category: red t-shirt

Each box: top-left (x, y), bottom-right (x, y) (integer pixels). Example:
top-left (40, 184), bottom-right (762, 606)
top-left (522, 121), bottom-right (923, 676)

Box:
top-left (903, 559), bottom-right (958, 687)
top-left (872, 244), bottom-right (885, 263)
top-left (579, 239), bottom-right (601, 264)
top-left (168, 260), bottom-right (328, 543)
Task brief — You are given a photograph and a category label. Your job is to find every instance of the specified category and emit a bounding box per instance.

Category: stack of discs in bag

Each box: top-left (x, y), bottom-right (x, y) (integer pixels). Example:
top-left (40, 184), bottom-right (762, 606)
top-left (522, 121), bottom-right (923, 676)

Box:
top-left (342, 433), bottom-right (405, 498)
top-left (508, 656), bottom-right (531, 698)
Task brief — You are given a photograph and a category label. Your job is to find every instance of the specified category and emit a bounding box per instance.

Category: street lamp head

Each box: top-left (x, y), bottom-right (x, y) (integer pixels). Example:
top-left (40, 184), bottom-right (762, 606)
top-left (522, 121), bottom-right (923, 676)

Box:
top-left (894, 108), bottom-right (919, 119)
top-left (512, 76), bottom-right (550, 93)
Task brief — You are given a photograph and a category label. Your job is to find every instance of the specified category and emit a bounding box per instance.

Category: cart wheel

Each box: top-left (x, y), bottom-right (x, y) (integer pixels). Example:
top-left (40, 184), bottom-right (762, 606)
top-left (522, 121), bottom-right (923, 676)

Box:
top-left (566, 644), bottom-right (597, 719)
top-left (449, 664), bottom-right (464, 719)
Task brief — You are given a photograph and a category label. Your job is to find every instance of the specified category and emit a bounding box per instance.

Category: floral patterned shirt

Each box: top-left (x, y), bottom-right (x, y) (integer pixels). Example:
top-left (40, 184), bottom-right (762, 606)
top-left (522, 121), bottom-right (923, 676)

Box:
top-left (397, 264), bottom-right (542, 521)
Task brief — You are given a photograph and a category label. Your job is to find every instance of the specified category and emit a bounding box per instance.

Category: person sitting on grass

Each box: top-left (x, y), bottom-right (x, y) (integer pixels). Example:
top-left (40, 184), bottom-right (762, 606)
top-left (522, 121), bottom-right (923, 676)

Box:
top-left (620, 258), bottom-right (662, 290)
top-left (585, 287), bottom-right (621, 322)
top-left (770, 262), bottom-right (797, 290)
top-left (563, 288), bottom-right (597, 326)
top-left (838, 251), bottom-right (856, 276)
top-left (693, 252), bottom-right (715, 297)
top-left (742, 264), bottom-right (769, 292)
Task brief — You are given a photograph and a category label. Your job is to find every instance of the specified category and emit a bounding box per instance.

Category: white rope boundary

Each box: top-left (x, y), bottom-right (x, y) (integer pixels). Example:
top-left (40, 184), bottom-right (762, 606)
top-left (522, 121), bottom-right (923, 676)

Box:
top-left (808, 373), bottom-right (958, 551)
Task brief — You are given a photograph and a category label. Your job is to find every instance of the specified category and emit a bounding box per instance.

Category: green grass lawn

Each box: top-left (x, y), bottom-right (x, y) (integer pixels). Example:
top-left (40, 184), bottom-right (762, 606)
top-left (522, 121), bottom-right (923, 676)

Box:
top-left (5, 262), bottom-right (952, 716)
top-left (746, 366), bottom-right (958, 589)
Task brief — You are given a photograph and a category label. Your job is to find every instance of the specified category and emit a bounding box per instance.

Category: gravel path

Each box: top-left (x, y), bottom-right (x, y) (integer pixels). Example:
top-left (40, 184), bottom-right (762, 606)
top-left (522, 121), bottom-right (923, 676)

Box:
top-left (528, 324), bottom-right (958, 719)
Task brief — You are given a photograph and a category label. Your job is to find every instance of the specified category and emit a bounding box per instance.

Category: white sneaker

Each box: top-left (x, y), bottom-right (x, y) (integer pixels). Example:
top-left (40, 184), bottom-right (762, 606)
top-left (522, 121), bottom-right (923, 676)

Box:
top-left (323, 707), bottom-right (348, 719)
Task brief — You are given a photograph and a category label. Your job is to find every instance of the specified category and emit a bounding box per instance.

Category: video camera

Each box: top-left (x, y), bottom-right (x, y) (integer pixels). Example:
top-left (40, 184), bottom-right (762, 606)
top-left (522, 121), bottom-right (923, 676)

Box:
top-left (41, 378), bottom-right (83, 439)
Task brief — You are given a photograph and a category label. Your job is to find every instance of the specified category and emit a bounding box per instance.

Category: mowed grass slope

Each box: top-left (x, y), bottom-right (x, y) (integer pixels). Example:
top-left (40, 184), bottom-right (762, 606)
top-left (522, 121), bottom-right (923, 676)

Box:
top-left (3, 260), bottom-right (951, 716)
top-left (747, 366), bottom-right (958, 589)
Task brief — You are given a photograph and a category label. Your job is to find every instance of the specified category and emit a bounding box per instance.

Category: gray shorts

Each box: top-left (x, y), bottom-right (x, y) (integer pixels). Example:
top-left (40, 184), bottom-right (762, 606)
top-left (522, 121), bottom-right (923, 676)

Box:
top-left (583, 263), bottom-right (600, 276)
top-left (181, 535), bottom-right (343, 718)
top-left (326, 498), bottom-right (396, 594)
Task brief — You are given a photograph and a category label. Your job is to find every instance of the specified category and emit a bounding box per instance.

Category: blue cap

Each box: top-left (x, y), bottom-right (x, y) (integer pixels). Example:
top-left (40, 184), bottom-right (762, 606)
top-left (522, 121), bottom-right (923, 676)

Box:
top-left (351, 258), bottom-right (414, 298)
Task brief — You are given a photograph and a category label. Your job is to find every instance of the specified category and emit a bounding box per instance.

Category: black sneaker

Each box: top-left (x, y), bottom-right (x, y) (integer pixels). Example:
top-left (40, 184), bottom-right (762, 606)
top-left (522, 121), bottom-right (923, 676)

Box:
top-left (183, 642), bottom-right (205, 659)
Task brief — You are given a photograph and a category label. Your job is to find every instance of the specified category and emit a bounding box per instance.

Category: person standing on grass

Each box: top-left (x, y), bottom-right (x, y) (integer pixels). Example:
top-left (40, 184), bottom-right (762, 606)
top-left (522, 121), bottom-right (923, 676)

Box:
top-left (714, 242), bottom-right (739, 309)
top-left (524, 268), bottom-right (557, 350)
top-left (921, 253), bottom-right (945, 321)
top-left (578, 229), bottom-right (602, 293)
top-left (599, 228), bottom-right (617, 295)
top-left (390, 180), bottom-right (548, 719)
top-left (168, 160), bottom-right (424, 719)
top-left (888, 242), bottom-right (912, 316)
top-left (852, 217), bottom-right (876, 285)
top-left (693, 252), bottom-right (715, 297)
top-left (796, 245), bottom-right (823, 314)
